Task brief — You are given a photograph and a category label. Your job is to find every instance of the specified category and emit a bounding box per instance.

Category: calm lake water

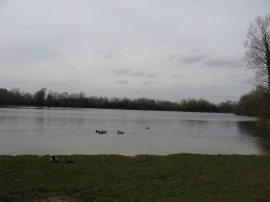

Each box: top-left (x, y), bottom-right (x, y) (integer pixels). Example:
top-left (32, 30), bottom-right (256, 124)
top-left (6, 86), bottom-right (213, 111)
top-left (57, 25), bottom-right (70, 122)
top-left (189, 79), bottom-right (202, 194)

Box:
top-left (0, 107), bottom-right (269, 155)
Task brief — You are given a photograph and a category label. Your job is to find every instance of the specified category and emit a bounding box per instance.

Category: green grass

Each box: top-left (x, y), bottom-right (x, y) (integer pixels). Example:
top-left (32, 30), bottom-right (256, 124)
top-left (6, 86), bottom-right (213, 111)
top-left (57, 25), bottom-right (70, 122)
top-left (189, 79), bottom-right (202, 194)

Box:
top-left (1, 154), bottom-right (270, 201)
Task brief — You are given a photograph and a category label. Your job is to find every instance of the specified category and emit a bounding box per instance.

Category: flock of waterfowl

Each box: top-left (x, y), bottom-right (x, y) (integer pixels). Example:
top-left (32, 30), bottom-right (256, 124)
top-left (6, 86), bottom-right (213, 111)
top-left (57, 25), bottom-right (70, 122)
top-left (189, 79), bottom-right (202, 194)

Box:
top-left (95, 126), bottom-right (150, 135)
top-left (49, 127), bottom-right (150, 164)
top-left (48, 126), bottom-right (150, 165)
top-left (95, 129), bottom-right (107, 135)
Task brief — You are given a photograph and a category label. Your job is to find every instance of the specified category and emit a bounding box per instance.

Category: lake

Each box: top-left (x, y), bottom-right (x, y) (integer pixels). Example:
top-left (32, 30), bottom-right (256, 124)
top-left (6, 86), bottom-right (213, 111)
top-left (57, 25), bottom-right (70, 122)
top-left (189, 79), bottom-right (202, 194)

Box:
top-left (0, 107), bottom-right (269, 155)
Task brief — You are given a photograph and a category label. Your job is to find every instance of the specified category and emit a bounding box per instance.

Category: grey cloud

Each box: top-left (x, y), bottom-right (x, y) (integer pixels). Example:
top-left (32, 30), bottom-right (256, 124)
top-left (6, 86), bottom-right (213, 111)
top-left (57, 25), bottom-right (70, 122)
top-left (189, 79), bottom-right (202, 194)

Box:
top-left (226, 75), bottom-right (244, 83)
top-left (116, 80), bottom-right (128, 84)
top-left (112, 68), bottom-right (147, 77)
top-left (146, 73), bottom-right (157, 78)
top-left (168, 54), bottom-right (179, 61)
top-left (95, 47), bottom-right (121, 59)
top-left (182, 52), bottom-right (212, 64)
top-left (132, 70), bottom-right (146, 76)
top-left (112, 68), bottom-right (132, 75)
top-left (170, 50), bottom-right (243, 68)
top-left (105, 46), bottom-right (120, 59)
top-left (203, 57), bottom-right (243, 68)
top-left (172, 74), bottom-right (181, 79)
top-left (169, 51), bottom-right (212, 65)
top-left (225, 74), bottom-right (252, 84)
top-left (140, 81), bottom-right (159, 85)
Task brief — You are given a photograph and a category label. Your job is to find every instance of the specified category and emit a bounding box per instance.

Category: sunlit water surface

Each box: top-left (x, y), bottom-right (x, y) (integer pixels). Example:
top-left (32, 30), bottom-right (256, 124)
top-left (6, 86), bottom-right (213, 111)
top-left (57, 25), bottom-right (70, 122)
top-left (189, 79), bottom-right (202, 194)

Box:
top-left (1, 107), bottom-right (269, 155)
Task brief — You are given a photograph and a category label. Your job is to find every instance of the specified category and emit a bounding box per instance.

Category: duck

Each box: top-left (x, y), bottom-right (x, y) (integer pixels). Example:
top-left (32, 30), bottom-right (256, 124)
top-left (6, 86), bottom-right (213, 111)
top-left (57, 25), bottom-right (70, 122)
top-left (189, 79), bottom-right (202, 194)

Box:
top-left (96, 129), bottom-right (107, 135)
top-left (100, 130), bottom-right (107, 134)
top-left (50, 155), bottom-right (59, 163)
top-left (117, 130), bottom-right (124, 135)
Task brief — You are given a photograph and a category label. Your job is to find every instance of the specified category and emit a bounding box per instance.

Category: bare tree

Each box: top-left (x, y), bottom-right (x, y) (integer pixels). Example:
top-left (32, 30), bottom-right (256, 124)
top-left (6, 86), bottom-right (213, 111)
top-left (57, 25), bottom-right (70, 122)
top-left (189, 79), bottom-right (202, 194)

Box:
top-left (245, 14), bottom-right (270, 89)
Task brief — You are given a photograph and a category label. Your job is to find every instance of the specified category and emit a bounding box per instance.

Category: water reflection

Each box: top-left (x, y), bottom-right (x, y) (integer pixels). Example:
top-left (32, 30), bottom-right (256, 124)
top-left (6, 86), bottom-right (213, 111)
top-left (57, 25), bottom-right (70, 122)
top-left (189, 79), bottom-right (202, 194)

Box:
top-left (238, 122), bottom-right (270, 155)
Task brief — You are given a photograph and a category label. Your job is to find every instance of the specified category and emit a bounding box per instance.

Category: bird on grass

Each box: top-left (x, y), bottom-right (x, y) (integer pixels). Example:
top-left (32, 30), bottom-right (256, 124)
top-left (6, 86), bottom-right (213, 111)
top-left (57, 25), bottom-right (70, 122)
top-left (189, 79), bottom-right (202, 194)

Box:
top-left (50, 155), bottom-right (59, 163)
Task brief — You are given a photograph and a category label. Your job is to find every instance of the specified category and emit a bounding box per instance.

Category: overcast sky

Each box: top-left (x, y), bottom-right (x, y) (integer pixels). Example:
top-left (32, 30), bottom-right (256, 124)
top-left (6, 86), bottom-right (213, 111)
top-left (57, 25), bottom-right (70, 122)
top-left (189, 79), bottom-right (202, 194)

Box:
top-left (0, 0), bottom-right (269, 103)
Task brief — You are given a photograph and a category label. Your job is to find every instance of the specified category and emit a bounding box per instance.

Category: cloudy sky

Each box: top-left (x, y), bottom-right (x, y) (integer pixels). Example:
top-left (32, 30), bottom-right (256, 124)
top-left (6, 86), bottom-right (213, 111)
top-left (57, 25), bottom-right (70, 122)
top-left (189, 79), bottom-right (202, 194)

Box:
top-left (0, 0), bottom-right (269, 103)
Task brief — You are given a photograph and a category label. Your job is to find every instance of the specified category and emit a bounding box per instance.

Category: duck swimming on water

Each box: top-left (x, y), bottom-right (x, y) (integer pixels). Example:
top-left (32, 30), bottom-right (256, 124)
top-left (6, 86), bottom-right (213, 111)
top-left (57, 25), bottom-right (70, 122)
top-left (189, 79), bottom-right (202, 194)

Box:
top-left (96, 130), bottom-right (107, 135)
top-left (117, 130), bottom-right (124, 135)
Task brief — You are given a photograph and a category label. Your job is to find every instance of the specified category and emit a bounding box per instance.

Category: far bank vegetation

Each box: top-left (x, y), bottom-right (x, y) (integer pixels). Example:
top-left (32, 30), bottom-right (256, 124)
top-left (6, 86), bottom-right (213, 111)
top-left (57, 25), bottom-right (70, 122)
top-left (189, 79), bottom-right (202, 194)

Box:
top-left (0, 87), bottom-right (235, 113)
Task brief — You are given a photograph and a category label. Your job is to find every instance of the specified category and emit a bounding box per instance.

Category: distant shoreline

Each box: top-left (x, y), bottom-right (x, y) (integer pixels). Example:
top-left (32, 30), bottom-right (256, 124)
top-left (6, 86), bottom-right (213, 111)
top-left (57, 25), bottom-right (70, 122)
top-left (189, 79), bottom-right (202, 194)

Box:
top-left (0, 87), bottom-right (236, 113)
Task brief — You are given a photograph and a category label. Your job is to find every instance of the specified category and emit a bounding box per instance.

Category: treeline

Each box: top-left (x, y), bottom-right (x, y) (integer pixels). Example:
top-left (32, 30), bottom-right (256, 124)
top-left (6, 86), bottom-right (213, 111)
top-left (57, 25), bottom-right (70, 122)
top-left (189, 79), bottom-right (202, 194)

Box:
top-left (235, 86), bottom-right (270, 118)
top-left (0, 88), bottom-right (236, 113)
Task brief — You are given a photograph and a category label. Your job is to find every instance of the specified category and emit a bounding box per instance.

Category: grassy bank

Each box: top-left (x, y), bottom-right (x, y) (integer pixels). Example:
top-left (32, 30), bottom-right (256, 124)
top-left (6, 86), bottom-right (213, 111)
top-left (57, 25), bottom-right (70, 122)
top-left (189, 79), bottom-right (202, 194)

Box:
top-left (1, 154), bottom-right (270, 201)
